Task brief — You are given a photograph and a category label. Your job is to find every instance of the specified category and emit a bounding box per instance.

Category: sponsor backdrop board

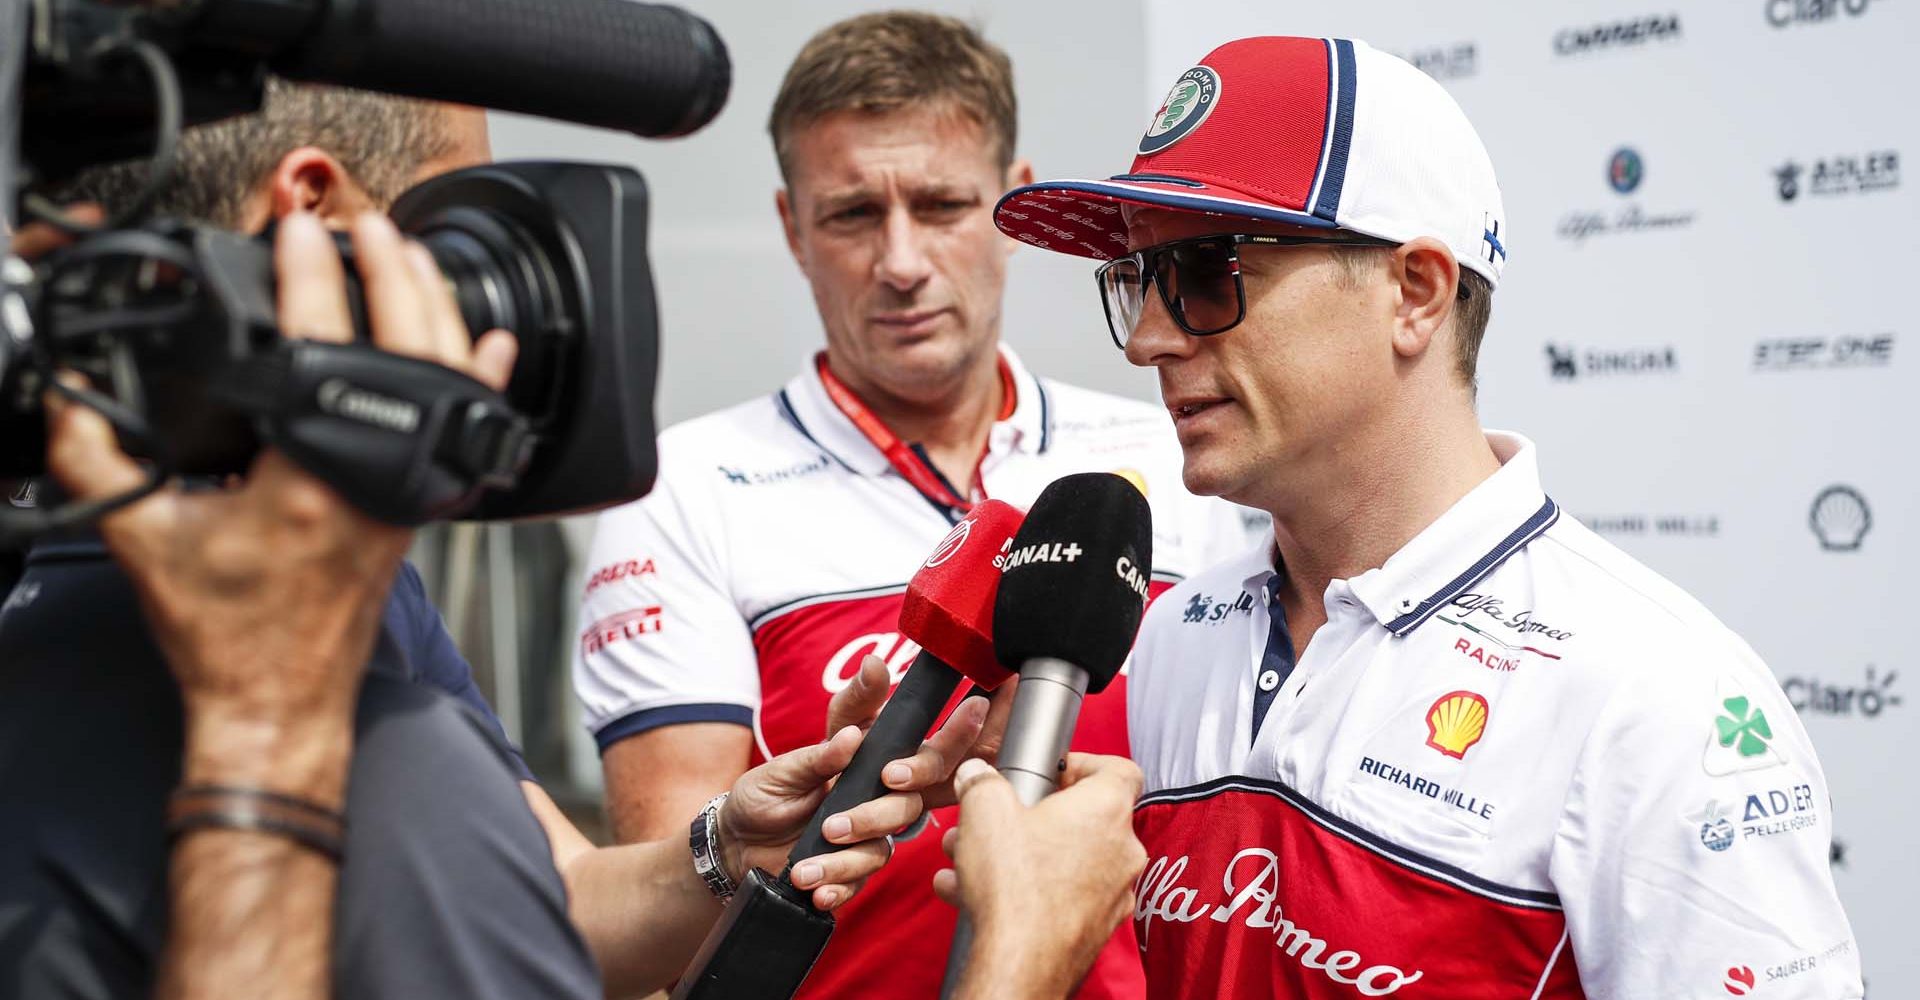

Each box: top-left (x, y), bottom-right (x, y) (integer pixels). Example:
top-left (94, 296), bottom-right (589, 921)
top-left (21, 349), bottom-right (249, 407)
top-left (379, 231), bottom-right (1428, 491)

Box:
top-left (1137, 1), bottom-right (1915, 992)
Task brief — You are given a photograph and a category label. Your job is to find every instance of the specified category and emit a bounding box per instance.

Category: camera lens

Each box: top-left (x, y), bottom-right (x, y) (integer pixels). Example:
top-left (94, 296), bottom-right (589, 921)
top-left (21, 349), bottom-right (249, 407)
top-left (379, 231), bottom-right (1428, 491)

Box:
top-left (413, 207), bottom-right (561, 346)
top-left (425, 226), bottom-right (527, 338)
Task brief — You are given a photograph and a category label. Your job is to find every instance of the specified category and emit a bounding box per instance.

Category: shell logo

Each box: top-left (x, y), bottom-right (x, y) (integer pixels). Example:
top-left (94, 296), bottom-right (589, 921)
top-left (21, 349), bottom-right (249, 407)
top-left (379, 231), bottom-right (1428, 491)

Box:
top-left (1424, 690), bottom-right (1490, 759)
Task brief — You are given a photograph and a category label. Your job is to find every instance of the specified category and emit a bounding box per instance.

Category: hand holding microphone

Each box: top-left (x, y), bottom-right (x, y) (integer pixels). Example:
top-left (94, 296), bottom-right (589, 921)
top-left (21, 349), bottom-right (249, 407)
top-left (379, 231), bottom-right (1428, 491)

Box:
top-left (672, 500), bottom-right (1027, 1000)
top-left (940, 472), bottom-right (1154, 996)
top-left (780, 498), bottom-right (1025, 869)
top-left (935, 754), bottom-right (1147, 1000)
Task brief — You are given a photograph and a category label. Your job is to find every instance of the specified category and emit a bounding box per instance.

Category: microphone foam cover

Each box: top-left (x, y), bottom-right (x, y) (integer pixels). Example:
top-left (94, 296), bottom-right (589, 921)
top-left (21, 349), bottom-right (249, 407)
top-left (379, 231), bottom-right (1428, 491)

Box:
top-left (993, 473), bottom-right (1152, 693)
top-left (898, 500), bottom-right (1025, 688)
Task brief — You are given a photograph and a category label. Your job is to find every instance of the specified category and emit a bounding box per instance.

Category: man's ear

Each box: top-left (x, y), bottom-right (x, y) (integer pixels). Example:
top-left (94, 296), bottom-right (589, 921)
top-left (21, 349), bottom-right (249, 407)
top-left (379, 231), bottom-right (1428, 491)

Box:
top-left (1388, 237), bottom-right (1459, 363)
top-left (262, 147), bottom-right (377, 230)
top-left (1001, 157), bottom-right (1033, 259)
top-left (775, 187), bottom-right (805, 266)
top-left (1004, 157), bottom-right (1034, 192)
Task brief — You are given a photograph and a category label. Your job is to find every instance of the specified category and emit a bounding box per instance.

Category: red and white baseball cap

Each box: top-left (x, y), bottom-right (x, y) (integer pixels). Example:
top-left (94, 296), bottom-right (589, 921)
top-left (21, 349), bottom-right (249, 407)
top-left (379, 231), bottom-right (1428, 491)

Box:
top-left (994, 36), bottom-right (1509, 286)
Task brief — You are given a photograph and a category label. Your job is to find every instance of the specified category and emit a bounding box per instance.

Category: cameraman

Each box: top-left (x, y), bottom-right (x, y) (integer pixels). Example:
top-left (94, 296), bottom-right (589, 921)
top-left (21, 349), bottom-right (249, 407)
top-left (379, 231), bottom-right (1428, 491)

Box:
top-left (22, 201), bottom-right (512, 1000)
top-left (0, 82), bottom-right (978, 1000)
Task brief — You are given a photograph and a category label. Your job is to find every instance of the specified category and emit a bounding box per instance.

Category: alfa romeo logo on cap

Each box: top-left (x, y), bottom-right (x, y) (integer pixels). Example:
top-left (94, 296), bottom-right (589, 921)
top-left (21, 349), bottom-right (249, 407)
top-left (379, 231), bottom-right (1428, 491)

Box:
top-left (1139, 66), bottom-right (1221, 155)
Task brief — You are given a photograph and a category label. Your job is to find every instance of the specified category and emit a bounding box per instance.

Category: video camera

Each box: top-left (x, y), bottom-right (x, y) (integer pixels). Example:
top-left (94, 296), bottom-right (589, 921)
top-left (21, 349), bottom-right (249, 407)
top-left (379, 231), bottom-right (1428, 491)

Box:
top-left (0, 0), bottom-right (731, 528)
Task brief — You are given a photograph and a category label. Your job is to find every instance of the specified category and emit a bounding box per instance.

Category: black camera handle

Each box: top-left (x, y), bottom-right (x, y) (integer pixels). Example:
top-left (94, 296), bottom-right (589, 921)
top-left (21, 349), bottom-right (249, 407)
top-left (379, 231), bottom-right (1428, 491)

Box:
top-left (0, 339), bottom-right (534, 540)
top-left (211, 339), bottom-right (534, 525)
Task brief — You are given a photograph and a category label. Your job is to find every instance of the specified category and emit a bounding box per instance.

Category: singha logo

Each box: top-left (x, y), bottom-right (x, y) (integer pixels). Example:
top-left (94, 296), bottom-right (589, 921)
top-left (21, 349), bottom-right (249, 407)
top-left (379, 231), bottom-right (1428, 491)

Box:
top-left (1546, 344), bottom-right (1578, 380)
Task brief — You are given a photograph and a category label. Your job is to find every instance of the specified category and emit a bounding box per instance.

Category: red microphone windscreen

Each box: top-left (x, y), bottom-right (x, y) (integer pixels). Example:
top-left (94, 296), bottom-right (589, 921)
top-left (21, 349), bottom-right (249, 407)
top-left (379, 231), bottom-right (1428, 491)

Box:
top-left (899, 500), bottom-right (1023, 688)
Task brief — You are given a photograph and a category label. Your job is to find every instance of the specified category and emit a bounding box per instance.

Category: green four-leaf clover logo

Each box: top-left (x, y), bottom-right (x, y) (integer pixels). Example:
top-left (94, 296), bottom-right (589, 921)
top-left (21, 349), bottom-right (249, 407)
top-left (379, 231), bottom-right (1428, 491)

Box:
top-left (1715, 696), bottom-right (1773, 758)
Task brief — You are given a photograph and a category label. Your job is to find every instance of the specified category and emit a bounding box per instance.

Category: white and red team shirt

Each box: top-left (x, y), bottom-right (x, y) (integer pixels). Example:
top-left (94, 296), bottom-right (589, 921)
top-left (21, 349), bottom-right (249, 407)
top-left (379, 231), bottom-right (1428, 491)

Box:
top-left (1126, 432), bottom-right (1862, 1000)
top-left (574, 346), bottom-right (1254, 1000)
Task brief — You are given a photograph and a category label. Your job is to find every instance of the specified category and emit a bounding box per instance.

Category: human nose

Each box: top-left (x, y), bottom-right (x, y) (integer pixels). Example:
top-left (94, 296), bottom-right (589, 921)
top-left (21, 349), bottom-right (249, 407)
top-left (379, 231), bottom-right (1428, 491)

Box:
top-left (1122, 281), bottom-right (1196, 369)
top-left (874, 206), bottom-right (933, 292)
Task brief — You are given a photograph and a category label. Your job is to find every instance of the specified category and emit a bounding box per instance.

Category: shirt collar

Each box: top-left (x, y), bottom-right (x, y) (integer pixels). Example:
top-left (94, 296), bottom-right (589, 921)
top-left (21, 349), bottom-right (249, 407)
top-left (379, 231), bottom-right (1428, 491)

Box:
top-left (1345, 431), bottom-right (1559, 636)
top-left (776, 343), bottom-right (1050, 478)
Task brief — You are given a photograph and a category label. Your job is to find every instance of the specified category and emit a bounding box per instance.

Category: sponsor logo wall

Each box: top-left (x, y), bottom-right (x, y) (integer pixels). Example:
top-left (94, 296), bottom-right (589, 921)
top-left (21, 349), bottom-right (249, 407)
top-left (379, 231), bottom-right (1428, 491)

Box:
top-left (1144, 0), bottom-right (1915, 989)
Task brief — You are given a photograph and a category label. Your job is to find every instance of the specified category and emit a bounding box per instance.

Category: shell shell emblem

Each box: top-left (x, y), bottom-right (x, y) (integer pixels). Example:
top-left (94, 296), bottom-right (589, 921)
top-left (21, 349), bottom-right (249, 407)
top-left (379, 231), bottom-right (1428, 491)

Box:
top-left (1425, 691), bottom-right (1490, 759)
top-left (1809, 484), bottom-right (1870, 552)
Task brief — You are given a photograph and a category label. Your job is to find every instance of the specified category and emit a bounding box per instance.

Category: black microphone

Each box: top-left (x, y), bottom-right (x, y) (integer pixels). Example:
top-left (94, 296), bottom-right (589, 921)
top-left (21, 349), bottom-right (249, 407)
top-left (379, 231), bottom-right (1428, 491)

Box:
top-left (941, 473), bottom-right (1151, 994)
top-left (990, 472), bottom-right (1151, 799)
top-left (177, 0), bottom-right (730, 138)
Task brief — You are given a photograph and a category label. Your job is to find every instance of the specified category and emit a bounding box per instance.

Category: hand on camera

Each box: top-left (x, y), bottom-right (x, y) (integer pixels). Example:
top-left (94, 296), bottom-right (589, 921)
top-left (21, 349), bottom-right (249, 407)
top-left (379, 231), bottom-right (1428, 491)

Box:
top-left (43, 211), bottom-right (516, 787)
top-left (934, 753), bottom-right (1147, 991)
top-left (715, 684), bottom-right (989, 912)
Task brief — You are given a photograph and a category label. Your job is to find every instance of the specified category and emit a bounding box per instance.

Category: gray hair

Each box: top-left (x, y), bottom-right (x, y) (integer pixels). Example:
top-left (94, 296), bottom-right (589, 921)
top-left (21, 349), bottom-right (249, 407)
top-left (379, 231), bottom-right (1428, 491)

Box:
top-left (59, 78), bottom-right (455, 228)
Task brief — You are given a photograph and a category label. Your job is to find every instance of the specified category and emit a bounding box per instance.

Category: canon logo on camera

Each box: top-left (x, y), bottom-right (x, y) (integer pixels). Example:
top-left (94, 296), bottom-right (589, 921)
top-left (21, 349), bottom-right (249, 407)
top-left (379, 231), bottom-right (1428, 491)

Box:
top-left (316, 378), bottom-right (422, 434)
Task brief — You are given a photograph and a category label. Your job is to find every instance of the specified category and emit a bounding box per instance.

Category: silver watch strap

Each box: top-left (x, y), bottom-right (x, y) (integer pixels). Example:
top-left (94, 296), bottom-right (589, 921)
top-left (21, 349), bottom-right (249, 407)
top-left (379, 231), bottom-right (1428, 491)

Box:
top-left (690, 792), bottom-right (736, 901)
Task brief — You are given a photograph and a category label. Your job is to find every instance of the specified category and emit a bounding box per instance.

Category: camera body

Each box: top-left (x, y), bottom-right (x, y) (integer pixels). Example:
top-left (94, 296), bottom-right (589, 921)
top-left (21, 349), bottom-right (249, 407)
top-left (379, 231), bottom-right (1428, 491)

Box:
top-left (0, 0), bottom-right (714, 527)
top-left (1, 162), bottom-right (660, 523)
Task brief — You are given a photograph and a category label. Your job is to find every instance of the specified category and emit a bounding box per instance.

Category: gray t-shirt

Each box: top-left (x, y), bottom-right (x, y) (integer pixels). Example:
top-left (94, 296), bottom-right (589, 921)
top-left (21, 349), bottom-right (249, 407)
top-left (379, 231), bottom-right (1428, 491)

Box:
top-left (0, 543), bottom-right (602, 1000)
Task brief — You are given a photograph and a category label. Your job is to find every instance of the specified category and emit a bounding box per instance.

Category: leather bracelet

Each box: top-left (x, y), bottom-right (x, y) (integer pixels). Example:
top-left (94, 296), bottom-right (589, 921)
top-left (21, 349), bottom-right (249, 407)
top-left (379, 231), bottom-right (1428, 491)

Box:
top-left (689, 792), bottom-right (736, 901)
top-left (166, 785), bottom-right (347, 863)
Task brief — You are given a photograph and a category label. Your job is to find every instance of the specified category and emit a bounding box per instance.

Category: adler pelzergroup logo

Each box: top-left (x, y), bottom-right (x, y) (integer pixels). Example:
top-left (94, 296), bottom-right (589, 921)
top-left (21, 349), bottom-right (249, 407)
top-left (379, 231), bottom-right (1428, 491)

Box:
top-left (1774, 151), bottom-right (1899, 202)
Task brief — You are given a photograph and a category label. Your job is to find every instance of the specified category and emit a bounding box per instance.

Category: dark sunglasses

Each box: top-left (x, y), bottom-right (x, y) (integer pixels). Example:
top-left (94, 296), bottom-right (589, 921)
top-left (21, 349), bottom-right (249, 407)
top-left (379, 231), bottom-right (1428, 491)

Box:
top-left (1095, 232), bottom-right (1452, 349)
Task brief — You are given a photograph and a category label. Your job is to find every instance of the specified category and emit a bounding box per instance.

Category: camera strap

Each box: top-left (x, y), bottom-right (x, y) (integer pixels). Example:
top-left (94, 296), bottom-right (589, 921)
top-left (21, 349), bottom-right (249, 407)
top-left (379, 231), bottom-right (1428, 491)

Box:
top-left (209, 340), bottom-right (533, 526)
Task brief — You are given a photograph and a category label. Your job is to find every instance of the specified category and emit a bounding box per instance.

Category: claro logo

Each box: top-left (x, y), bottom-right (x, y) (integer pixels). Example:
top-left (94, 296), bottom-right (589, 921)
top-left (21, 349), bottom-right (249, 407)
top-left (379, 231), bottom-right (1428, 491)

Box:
top-left (316, 378), bottom-right (420, 433)
top-left (820, 632), bottom-right (922, 694)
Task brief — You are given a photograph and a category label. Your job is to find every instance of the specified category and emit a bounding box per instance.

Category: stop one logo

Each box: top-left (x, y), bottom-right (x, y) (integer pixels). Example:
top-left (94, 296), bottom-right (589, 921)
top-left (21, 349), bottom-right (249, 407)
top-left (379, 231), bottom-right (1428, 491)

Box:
top-left (820, 632), bottom-right (923, 694)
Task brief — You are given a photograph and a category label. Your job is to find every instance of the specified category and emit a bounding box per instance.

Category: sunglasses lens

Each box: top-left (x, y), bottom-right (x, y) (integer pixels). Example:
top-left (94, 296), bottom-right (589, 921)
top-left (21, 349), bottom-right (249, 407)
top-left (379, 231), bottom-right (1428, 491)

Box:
top-left (1099, 258), bottom-right (1146, 347)
top-left (1161, 241), bottom-right (1241, 334)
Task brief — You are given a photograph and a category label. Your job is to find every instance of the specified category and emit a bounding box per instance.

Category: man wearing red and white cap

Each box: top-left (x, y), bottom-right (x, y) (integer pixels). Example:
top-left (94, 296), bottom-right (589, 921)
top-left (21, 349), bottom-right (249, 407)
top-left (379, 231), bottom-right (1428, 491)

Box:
top-left (996, 36), bottom-right (1861, 998)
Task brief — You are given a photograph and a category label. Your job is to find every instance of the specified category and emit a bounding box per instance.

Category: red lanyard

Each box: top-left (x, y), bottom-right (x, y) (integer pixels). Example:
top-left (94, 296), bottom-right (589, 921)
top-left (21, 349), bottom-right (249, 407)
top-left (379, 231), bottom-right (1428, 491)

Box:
top-left (814, 352), bottom-right (1017, 517)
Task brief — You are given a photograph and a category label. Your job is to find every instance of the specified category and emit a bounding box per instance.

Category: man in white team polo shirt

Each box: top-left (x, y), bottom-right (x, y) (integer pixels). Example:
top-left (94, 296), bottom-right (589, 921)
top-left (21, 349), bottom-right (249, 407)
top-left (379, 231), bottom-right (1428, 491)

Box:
top-left (571, 13), bottom-right (1250, 999)
top-left (994, 35), bottom-right (1861, 999)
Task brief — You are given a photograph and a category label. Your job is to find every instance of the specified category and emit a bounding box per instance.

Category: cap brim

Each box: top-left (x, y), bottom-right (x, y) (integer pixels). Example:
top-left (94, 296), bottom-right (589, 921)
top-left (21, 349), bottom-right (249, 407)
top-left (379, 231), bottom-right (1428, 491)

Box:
top-left (993, 178), bottom-right (1337, 260)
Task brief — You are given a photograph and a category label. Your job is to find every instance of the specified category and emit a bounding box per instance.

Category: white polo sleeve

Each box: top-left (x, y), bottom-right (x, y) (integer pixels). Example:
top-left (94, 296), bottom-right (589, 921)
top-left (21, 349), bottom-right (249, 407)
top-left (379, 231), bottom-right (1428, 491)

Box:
top-left (1549, 638), bottom-right (1862, 999)
top-left (570, 462), bottom-right (759, 753)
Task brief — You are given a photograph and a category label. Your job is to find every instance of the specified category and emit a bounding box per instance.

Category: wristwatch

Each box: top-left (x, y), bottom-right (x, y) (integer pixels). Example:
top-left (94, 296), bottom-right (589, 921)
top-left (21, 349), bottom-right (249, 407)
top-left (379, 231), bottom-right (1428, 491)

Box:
top-left (690, 792), bottom-right (737, 901)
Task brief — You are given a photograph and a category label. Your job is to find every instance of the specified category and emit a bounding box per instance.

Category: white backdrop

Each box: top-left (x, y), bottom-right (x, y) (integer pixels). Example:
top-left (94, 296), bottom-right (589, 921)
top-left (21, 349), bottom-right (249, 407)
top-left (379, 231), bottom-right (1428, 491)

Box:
top-left (490, 0), bottom-right (1914, 990)
top-left (1139, 1), bottom-right (1914, 992)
